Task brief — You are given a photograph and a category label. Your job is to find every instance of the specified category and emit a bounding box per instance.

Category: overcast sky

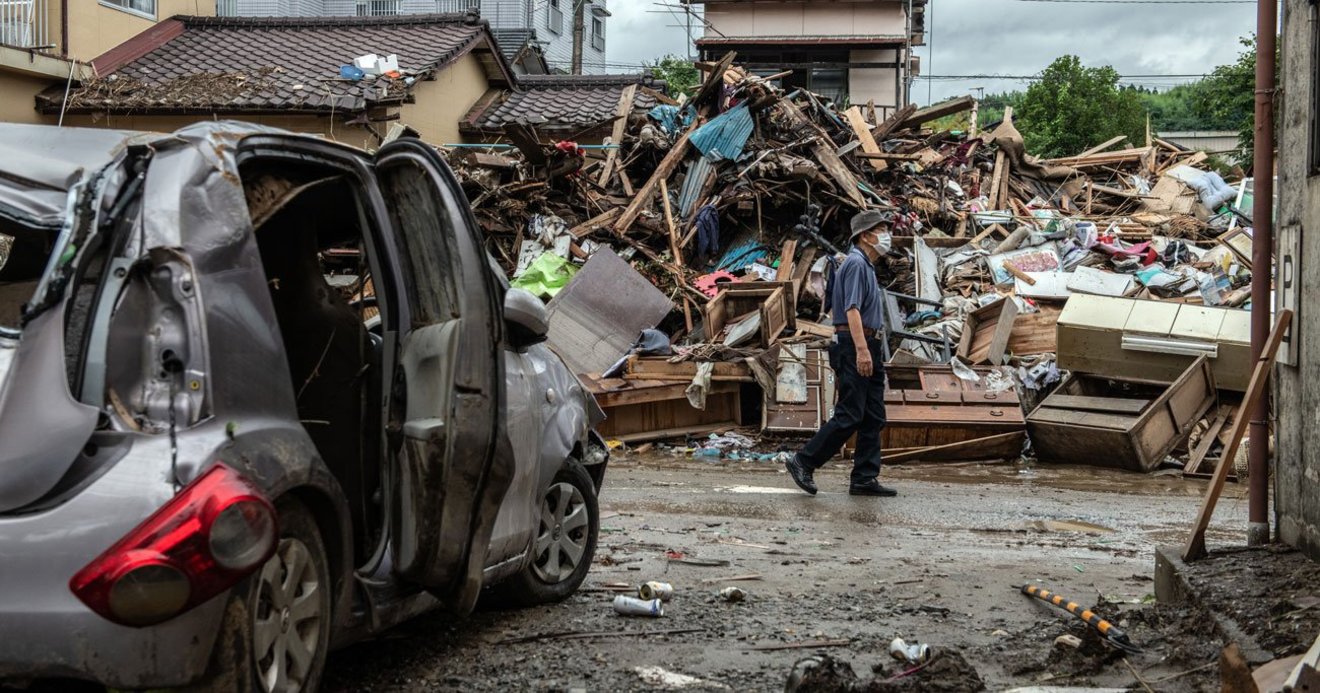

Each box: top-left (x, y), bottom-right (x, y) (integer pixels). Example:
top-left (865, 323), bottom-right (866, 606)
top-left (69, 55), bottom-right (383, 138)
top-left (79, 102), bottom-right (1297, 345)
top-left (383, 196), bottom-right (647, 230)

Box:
top-left (606, 0), bottom-right (1261, 105)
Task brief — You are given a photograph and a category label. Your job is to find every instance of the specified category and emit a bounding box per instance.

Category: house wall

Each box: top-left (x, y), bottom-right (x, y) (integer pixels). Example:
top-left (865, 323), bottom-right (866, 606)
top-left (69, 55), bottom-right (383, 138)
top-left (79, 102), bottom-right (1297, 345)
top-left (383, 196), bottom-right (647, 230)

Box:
top-left (58, 112), bottom-right (378, 149)
top-left (0, 72), bottom-right (57, 123)
top-left (703, 1), bottom-right (907, 37)
top-left (399, 51), bottom-right (489, 144)
top-left (849, 48), bottom-right (902, 110)
top-left (1276, 0), bottom-right (1320, 560)
top-left (63, 0), bottom-right (212, 60)
top-left (518, 0), bottom-right (605, 74)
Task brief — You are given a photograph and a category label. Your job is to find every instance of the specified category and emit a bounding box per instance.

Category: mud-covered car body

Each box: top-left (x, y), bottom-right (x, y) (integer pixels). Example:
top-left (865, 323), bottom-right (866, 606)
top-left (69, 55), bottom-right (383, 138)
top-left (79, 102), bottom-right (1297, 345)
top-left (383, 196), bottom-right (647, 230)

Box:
top-left (0, 122), bottom-right (605, 687)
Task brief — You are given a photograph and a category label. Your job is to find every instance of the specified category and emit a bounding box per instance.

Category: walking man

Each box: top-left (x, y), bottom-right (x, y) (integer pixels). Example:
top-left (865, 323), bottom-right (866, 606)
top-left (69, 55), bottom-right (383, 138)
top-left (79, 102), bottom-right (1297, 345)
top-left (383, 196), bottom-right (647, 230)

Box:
top-left (785, 210), bottom-right (896, 497)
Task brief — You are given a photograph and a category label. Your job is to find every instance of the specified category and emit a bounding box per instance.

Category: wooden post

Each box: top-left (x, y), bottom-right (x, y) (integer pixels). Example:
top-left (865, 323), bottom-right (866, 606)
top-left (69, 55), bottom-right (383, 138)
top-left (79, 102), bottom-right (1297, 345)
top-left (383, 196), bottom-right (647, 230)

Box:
top-left (660, 178), bottom-right (683, 268)
top-left (613, 123), bottom-right (696, 235)
top-left (596, 84), bottom-right (638, 188)
top-left (1183, 309), bottom-right (1293, 561)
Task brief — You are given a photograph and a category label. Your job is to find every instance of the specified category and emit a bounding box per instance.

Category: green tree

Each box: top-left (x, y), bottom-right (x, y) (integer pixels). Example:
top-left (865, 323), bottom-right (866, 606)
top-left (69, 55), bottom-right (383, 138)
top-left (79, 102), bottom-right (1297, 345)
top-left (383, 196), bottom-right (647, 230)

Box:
top-left (1016, 55), bottom-right (1147, 158)
top-left (1193, 36), bottom-right (1263, 161)
top-left (648, 54), bottom-right (700, 97)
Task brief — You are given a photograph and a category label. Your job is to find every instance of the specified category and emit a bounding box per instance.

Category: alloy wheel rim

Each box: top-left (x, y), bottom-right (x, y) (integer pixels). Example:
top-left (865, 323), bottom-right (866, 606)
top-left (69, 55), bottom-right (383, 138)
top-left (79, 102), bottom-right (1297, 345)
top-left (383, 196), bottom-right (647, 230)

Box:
top-left (252, 537), bottom-right (322, 693)
top-left (531, 481), bottom-right (589, 584)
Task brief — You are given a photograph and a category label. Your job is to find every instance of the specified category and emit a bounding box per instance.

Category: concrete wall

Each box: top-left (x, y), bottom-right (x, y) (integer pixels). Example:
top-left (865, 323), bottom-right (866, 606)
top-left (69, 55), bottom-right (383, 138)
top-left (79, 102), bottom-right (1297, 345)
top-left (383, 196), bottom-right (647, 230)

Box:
top-left (399, 51), bottom-right (488, 144)
top-left (63, 0), bottom-right (211, 61)
top-left (704, 1), bottom-right (907, 37)
top-left (1276, 0), bottom-right (1320, 559)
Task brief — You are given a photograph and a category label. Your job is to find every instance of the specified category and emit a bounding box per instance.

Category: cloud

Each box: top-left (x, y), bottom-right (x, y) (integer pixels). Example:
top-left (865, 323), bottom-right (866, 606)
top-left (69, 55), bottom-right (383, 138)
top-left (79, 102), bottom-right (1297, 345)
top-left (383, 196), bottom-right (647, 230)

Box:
top-left (605, 0), bottom-right (1258, 102)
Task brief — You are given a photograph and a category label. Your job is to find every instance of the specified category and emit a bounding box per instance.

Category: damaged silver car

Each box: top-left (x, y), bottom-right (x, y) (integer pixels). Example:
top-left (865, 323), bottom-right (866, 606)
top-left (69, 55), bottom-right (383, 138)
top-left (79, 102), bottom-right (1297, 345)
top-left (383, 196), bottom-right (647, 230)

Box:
top-left (0, 122), bottom-right (608, 691)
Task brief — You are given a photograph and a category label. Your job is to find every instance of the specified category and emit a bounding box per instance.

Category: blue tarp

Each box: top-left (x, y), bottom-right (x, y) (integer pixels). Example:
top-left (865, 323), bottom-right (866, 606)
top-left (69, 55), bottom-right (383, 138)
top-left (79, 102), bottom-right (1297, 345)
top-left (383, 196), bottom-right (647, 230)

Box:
top-left (647, 104), bottom-right (696, 135)
top-left (690, 103), bottom-right (754, 163)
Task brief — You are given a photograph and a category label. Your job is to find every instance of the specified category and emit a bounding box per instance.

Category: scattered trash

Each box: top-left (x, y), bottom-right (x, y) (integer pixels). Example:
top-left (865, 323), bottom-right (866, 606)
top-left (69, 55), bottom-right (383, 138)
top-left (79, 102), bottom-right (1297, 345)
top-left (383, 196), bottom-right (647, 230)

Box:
top-left (613, 595), bottom-right (664, 617)
top-left (633, 666), bottom-right (724, 689)
top-left (639, 581), bottom-right (674, 602)
top-left (1055, 634), bottom-right (1084, 649)
top-left (889, 636), bottom-right (933, 664)
top-left (718, 586), bottom-right (746, 603)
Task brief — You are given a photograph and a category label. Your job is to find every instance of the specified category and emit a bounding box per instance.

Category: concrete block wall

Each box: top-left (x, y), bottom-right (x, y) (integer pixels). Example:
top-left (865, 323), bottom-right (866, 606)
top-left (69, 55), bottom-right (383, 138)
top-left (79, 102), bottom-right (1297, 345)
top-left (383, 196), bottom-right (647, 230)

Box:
top-left (1275, 0), bottom-right (1320, 560)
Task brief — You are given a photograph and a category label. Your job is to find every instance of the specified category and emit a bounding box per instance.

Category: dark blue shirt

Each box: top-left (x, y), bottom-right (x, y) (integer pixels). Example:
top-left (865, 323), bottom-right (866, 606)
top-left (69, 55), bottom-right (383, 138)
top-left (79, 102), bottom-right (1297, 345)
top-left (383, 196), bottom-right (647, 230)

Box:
top-left (831, 247), bottom-right (885, 330)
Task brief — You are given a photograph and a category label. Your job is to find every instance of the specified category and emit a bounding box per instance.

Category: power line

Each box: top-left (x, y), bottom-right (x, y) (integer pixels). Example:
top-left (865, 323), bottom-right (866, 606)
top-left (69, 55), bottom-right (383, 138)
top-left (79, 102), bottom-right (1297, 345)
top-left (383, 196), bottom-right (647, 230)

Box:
top-left (1012, 0), bottom-right (1252, 3)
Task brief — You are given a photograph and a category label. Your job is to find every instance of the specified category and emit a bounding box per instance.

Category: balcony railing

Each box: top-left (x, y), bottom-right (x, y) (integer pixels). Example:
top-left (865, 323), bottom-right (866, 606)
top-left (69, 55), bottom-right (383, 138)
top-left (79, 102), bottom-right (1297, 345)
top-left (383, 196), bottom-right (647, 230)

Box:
top-left (435, 0), bottom-right (478, 12)
top-left (0, 0), bottom-right (50, 50)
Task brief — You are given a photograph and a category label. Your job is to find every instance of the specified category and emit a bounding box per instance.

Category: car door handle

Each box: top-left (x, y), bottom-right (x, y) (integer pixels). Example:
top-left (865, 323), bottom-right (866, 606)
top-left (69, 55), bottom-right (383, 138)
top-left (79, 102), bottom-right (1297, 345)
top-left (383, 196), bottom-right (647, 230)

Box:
top-left (403, 418), bottom-right (445, 441)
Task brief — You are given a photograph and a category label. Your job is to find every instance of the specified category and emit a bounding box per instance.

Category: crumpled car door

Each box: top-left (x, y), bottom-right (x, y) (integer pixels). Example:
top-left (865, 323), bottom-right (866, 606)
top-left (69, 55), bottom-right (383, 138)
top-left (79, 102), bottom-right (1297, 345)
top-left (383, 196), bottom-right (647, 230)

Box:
top-left (374, 141), bottom-right (511, 614)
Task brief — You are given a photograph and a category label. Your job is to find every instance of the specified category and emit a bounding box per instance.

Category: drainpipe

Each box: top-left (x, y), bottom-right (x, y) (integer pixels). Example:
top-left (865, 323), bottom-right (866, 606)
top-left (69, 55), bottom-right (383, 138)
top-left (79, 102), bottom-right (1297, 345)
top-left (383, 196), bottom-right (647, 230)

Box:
top-left (904, 0), bottom-right (913, 107)
top-left (1247, 0), bottom-right (1276, 546)
top-left (60, 0), bottom-right (68, 57)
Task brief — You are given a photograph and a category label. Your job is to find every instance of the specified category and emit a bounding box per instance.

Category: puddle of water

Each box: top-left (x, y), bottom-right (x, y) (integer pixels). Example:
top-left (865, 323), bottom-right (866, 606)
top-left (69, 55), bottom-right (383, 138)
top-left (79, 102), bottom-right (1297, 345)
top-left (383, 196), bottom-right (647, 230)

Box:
top-left (718, 485), bottom-right (801, 495)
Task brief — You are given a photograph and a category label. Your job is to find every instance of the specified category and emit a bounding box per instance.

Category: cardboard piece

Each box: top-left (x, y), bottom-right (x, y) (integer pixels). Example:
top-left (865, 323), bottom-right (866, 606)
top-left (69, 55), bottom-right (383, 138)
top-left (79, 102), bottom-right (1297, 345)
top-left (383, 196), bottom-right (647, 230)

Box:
top-left (1067, 265), bottom-right (1134, 296)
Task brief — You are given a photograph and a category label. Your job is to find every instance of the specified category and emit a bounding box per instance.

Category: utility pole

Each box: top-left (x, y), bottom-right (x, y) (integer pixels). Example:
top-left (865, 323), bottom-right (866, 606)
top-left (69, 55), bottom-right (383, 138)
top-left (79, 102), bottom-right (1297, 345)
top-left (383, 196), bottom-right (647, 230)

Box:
top-left (1247, 0), bottom-right (1277, 546)
top-left (571, 0), bottom-right (586, 75)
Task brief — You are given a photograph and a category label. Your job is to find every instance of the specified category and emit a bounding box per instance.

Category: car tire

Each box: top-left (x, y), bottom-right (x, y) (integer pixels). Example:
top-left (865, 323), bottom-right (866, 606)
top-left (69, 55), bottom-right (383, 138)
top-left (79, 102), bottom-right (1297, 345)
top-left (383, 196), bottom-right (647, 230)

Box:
top-left (491, 460), bottom-right (599, 607)
top-left (190, 498), bottom-right (332, 693)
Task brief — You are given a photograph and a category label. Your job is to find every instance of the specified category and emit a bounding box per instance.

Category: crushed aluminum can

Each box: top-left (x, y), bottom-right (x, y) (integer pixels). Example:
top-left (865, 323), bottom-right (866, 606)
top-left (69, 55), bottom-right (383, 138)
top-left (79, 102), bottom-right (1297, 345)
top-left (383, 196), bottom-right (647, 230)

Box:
top-left (889, 637), bottom-right (932, 664)
top-left (613, 596), bottom-right (664, 617)
top-left (639, 581), bottom-right (674, 602)
top-left (718, 586), bottom-right (746, 603)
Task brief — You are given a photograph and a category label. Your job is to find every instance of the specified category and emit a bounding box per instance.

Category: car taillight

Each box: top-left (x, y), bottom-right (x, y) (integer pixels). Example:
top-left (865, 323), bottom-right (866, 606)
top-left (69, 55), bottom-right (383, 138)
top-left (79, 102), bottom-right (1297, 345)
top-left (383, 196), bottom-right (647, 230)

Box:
top-left (69, 463), bottom-right (277, 627)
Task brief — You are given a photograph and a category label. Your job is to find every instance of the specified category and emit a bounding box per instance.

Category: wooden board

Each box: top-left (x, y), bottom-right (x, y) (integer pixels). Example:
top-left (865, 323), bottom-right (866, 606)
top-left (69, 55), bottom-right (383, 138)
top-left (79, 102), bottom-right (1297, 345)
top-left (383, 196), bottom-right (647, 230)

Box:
top-left (1044, 395), bottom-right (1150, 415)
top-left (883, 432), bottom-right (1024, 464)
top-left (843, 106), bottom-right (887, 172)
top-left (1007, 304), bottom-right (1061, 355)
top-left (1184, 310), bottom-right (1292, 561)
top-left (778, 99), bottom-right (867, 207)
top-left (595, 84), bottom-right (638, 187)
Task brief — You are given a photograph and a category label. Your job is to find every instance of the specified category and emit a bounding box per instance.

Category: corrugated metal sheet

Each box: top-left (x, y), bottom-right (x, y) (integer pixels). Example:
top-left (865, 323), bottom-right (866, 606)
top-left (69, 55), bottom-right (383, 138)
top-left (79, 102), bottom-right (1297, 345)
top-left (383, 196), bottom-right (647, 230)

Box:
top-left (690, 103), bottom-right (754, 163)
top-left (678, 157), bottom-right (714, 219)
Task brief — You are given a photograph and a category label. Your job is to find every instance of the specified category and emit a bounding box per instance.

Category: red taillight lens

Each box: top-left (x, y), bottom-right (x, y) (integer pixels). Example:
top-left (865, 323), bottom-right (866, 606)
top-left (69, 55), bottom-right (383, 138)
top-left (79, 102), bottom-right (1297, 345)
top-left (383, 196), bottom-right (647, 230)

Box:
top-left (69, 464), bottom-right (278, 627)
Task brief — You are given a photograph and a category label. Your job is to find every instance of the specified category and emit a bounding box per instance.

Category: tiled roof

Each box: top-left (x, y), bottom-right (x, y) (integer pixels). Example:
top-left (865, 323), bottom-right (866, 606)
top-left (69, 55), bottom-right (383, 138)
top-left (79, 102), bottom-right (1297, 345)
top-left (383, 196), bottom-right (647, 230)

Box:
top-left (462, 73), bottom-right (663, 134)
top-left (49, 14), bottom-right (512, 115)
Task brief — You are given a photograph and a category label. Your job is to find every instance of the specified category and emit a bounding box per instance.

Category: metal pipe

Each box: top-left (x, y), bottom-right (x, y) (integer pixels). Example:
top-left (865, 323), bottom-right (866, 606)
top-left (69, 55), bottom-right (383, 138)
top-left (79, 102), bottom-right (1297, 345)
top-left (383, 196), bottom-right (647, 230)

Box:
top-left (1248, 0), bottom-right (1277, 546)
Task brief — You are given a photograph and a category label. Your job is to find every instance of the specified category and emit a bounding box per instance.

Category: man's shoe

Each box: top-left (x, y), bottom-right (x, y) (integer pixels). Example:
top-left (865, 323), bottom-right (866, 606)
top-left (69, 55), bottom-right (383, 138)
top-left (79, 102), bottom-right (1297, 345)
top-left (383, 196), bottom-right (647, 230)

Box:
top-left (784, 454), bottom-right (817, 495)
top-left (849, 481), bottom-right (897, 497)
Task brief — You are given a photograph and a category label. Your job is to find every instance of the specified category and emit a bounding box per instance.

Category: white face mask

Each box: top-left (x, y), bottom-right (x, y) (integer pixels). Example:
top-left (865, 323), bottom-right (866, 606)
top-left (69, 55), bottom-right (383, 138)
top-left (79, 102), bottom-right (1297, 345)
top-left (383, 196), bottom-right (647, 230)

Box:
top-left (866, 230), bottom-right (892, 256)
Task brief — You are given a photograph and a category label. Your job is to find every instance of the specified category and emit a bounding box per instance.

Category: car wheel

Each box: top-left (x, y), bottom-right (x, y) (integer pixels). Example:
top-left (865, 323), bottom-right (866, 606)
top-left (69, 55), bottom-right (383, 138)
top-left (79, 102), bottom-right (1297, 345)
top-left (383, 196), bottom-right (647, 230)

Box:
top-left (492, 460), bottom-right (599, 607)
top-left (190, 499), bottom-right (331, 693)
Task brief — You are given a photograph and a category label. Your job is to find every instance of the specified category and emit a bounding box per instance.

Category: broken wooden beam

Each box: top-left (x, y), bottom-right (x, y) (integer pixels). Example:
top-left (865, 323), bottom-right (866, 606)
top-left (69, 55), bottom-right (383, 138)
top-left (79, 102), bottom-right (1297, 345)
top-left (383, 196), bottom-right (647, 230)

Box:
top-left (613, 123), bottom-right (697, 235)
top-left (898, 95), bottom-right (976, 130)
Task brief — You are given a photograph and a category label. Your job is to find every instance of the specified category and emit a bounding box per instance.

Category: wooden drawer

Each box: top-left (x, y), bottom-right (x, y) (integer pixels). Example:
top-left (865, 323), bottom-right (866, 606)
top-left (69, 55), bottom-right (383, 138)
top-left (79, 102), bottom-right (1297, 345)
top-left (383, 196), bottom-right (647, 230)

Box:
top-left (1027, 355), bottom-right (1217, 472)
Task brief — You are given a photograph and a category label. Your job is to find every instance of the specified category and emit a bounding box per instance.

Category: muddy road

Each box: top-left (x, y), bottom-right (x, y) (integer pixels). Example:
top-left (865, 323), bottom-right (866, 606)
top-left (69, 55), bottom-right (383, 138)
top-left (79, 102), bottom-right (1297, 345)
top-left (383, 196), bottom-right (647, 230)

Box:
top-left (323, 456), bottom-right (1250, 691)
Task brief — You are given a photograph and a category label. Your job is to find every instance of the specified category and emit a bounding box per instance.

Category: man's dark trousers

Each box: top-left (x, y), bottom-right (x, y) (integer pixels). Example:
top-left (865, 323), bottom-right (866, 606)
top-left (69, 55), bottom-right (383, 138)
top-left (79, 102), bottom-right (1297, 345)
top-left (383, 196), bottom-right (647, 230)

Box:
top-left (798, 333), bottom-right (886, 485)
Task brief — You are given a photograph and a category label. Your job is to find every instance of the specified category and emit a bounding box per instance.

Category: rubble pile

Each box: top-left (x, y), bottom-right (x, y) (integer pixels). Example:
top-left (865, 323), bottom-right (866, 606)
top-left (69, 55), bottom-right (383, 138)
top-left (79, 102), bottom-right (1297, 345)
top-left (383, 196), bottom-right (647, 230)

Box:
top-left (448, 54), bottom-right (1260, 475)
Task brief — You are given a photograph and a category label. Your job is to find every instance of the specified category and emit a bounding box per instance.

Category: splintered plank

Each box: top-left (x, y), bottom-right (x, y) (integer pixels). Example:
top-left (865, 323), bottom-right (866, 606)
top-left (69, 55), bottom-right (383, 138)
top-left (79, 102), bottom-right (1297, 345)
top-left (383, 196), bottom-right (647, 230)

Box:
top-left (596, 84), bottom-right (638, 188)
top-left (843, 106), bottom-right (887, 172)
top-left (777, 98), bottom-right (868, 208)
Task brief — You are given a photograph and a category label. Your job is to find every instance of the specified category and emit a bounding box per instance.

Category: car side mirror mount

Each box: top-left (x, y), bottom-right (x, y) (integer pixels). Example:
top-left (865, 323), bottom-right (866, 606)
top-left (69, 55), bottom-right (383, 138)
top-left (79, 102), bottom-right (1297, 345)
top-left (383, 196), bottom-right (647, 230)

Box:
top-left (503, 288), bottom-right (549, 349)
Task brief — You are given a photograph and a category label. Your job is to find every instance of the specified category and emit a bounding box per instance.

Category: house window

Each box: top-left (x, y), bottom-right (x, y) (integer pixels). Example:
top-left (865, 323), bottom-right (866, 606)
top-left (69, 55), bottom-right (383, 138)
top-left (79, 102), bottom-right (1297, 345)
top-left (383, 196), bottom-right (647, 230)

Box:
top-left (436, 0), bottom-right (478, 11)
top-left (591, 16), bottom-right (604, 51)
top-left (547, 0), bottom-right (562, 34)
top-left (357, 0), bottom-right (399, 15)
top-left (99, 0), bottom-right (155, 18)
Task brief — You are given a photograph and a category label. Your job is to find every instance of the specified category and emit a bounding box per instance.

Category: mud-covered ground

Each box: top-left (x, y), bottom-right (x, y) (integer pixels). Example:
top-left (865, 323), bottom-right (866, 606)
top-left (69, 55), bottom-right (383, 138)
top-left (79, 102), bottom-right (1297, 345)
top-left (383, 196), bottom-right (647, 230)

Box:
top-left (323, 455), bottom-right (1260, 692)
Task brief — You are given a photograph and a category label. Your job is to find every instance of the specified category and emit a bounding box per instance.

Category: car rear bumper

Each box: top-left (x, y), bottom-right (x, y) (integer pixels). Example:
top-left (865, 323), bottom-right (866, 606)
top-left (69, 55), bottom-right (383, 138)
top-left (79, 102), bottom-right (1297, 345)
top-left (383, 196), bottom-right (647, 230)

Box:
top-left (0, 435), bottom-right (226, 687)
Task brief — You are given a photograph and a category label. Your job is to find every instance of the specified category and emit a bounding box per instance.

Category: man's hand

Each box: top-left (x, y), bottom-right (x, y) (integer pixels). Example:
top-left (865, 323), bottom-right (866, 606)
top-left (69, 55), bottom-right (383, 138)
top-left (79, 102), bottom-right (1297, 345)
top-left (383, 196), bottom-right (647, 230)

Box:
top-left (856, 347), bottom-right (874, 377)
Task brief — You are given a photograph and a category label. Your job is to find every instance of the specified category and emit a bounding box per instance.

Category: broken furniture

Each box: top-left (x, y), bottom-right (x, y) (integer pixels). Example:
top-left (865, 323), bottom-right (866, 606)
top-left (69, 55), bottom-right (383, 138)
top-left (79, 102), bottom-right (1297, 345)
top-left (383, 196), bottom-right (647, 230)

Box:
top-left (958, 297), bottom-right (1019, 366)
top-left (703, 281), bottom-right (796, 348)
top-left (879, 363), bottom-right (1026, 459)
top-left (583, 374), bottom-right (744, 444)
top-left (762, 346), bottom-right (836, 433)
top-left (1028, 356), bottom-right (1217, 472)
top-left (1056, 294), bottom-right (1251, 391)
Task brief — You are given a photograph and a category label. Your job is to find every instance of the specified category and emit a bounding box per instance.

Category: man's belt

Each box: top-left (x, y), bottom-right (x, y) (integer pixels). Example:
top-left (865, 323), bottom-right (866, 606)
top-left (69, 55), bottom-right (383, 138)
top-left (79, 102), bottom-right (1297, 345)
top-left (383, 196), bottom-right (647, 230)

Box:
top-left (834, 325), bottom-right (884, 341)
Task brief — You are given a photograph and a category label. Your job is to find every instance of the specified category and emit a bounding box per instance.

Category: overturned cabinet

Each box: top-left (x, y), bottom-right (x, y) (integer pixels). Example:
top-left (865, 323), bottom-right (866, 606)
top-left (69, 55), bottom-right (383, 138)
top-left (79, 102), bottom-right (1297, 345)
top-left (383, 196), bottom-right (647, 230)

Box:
top-left (1027, 356), bottom-right (1217, 472)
